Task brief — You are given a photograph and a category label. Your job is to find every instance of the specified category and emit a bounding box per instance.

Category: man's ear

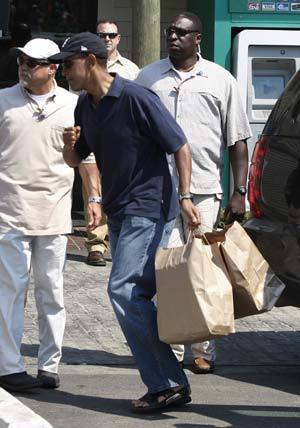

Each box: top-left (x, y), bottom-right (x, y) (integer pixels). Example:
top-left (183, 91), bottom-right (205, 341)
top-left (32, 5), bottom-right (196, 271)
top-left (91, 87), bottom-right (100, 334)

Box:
top-left (49, 64), bottom-right (57, 75)
top-left (87, 53), bottom-right (97, 67)
top-left (116, 33), bottom-right (121, 46)
top-left (196, 33), bottom-right (202, 45)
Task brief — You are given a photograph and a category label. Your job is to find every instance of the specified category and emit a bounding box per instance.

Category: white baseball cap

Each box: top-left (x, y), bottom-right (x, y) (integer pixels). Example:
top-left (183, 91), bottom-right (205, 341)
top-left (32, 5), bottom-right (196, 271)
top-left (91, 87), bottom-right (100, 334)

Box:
top-left (17, 38), bottom-right (60, 60)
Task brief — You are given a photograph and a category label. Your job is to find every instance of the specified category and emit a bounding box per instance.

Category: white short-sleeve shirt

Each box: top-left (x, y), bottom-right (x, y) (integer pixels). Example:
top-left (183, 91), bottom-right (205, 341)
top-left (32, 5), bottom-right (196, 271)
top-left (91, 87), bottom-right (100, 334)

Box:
top-left (136, 55), bottom-right (252, 194)
top-left (0, 83), bottom-right (78, 235)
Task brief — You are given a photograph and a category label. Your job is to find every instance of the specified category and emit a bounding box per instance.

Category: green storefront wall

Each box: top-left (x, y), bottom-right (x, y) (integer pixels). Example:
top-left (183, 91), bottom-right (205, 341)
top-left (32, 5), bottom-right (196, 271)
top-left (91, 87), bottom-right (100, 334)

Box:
top-left (188, 0), bottom-right (300, 203)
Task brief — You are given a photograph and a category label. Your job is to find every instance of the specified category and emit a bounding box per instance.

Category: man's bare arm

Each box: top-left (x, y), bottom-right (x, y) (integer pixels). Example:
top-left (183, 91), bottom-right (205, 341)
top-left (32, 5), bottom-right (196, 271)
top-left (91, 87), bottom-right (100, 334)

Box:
top-left (78, 162), bottom-right (102, 231)
top-left (225, 140), bottom-right (248, 223)
top-left (174, 143), bottom-right (192, 196)
top-left (78, 162), bottom-right (100, 198)
top-left (174, 144), bottom-right (201, 228)
top-left (63, 126), bottom-right (102, 231)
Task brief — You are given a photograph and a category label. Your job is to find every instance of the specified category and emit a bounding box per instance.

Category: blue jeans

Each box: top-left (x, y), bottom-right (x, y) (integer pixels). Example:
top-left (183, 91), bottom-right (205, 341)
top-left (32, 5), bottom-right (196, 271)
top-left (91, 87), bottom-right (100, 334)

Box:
top-left (107, 211), bottom-right (189, 394)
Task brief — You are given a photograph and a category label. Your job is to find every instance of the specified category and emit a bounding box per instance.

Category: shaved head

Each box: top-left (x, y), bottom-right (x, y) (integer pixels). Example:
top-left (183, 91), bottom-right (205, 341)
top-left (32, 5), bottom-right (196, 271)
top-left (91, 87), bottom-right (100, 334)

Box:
top-left (173, 12), bottom-right (202, 33)
top-left (166, 12), bottom-right (202, 62)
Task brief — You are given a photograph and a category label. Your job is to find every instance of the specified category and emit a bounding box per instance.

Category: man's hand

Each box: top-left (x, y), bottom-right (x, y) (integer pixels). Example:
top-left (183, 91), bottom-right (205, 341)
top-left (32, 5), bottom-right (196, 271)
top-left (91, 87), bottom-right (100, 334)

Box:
top-left (62, 126), bottom-right (82, 167)
top-left (224, 193), bottom-right (246, 224)
top-left (63, 126), bottom-right (81, 150)
top-left (87, 202), bottom-right (102, 231)
top-left (181, 199), bottom-right (201, 228)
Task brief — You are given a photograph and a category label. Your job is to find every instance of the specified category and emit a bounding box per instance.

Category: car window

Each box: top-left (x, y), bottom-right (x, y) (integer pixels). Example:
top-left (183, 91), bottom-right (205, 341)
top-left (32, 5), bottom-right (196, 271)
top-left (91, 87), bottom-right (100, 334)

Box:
top-left (264, 69), bottom-right (300, 137)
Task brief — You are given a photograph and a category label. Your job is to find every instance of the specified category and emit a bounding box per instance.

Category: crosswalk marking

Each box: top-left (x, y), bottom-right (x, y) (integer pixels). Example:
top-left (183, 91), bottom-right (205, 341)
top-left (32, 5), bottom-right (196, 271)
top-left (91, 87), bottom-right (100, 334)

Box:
top-left (0, 387), bottom-right (52, 428)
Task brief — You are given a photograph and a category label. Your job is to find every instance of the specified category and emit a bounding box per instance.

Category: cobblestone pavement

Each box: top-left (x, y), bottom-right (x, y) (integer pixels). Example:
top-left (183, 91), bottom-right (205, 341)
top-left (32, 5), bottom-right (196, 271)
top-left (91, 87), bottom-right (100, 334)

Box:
top-left (22, 227), bottom-right (300, 369)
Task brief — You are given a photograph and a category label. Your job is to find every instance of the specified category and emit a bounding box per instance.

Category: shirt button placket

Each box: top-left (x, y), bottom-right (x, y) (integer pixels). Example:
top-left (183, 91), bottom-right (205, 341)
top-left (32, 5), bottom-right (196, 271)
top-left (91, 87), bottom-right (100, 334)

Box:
top-left (175, 85), bottom-right (181, 120)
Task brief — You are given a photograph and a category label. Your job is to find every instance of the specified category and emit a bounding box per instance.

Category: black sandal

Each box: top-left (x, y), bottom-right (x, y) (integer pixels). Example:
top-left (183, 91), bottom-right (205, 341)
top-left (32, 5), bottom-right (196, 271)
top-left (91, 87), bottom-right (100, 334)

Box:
top-left (131, 385), bottom-right (191, 414)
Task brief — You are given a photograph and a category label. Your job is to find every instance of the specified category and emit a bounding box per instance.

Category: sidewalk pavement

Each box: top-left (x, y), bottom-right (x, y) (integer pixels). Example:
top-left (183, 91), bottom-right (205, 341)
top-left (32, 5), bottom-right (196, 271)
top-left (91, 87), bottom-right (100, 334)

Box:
top-left (1, 227), bottom-right (300, 427)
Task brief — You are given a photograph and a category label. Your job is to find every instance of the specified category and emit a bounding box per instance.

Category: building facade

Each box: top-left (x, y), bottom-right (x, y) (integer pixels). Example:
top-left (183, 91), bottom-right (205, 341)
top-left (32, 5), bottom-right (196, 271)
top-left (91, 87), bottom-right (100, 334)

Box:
top-left (0, 0), bottom-right (188, 89)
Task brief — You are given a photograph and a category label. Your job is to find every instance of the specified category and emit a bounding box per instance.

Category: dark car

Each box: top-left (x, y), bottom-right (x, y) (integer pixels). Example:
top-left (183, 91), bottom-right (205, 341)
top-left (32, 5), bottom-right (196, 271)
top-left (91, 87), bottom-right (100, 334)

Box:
top-left (244, 69), bottom-right (300, 307)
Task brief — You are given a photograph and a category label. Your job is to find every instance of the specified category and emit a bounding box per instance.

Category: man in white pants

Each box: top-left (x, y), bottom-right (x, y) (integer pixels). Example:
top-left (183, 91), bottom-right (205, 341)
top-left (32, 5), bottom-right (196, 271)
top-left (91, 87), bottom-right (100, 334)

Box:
top-left (0, 38), bottom-right (77, 391)
top-left (136, 12), bottom-right (251, 373)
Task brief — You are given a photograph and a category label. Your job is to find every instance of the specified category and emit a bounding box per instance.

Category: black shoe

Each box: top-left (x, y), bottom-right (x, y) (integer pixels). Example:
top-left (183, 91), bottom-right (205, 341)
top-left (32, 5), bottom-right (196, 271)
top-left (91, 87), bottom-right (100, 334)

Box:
top-left (0, 371), bottom-right (42, 392)
top-left (37, 370), bottom-right (60, 389)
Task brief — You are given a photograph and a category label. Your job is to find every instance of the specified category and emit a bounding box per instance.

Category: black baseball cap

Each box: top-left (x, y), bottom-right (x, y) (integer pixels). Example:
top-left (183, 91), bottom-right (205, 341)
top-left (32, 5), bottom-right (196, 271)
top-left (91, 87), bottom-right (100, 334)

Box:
top-left (49, 32), bottom-right (108, 62)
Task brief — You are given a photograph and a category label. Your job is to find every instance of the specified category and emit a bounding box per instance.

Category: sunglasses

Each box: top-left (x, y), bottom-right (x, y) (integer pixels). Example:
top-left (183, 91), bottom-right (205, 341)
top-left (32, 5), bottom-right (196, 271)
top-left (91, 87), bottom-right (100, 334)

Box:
top-left (97, 32), bottom-right (119, 39)
top-left (164, 26), bottom-right (199, 38)
top-left (17, 56), bottom-right (50, 69)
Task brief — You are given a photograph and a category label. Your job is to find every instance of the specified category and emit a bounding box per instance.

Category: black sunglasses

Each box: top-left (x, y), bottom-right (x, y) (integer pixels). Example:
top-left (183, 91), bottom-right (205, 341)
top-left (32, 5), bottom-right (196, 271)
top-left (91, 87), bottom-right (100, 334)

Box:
top-left (164, 26), bottom-right (199, 38)
top-left (17, 56), bottom-right (50, 69)
top-left (97, 32), bottom-right (119, 39)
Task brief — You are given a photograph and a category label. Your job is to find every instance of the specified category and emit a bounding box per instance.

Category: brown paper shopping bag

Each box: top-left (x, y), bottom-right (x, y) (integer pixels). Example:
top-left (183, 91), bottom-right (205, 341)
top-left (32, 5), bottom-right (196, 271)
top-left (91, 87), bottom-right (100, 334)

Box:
top-left (155, 236), bottom-right (235, 345)
top-left (206, 222), bottom-right (285, 319)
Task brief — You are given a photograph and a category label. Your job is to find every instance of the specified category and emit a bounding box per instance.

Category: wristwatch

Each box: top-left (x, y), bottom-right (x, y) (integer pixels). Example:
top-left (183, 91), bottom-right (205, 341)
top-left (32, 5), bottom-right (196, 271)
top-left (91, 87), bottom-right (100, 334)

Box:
top-left (178, 192), bottom-right (193, 202)
top-left (88, 196), bottom-right (102, 204)
top-left (234, 185), bottom-right (247, 196)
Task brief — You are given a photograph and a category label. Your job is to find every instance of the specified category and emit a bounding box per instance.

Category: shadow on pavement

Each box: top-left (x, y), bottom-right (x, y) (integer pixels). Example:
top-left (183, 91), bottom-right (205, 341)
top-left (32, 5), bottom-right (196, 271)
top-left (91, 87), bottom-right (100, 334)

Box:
top-left (66, 253), bottom-right (87, 263)
top-left (214, 370), bottom-right (300, 398)
top-left (21, 343), bottom-right (134, 366)
top-left (14, 388), bottom-right (300, 427)
top-left (193, 404), bottom-right (300, 428)
top-left (22, 328), bottom-right (300, 375)
top-left (66, 252), bottom-right (112, 263)
top-left (196, 330), bottom-right (300, 368)
top-left (15, 389), bottom-right (178, 423)
top-left (172, 403), bottom-right (300, 427)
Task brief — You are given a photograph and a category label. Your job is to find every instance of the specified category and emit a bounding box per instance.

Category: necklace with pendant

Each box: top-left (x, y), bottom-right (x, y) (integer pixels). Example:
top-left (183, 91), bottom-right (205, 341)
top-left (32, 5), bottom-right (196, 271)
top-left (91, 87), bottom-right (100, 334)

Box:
top-left (23, 86), bottom-right (54, 122)
top-left (33, 106), bottom-right (46, 122)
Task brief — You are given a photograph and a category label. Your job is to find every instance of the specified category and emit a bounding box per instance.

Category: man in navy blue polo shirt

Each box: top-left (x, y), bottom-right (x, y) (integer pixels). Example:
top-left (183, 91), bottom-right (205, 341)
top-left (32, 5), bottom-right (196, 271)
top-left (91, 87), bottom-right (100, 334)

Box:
top-left (50, 32), bottom-right (200, 413)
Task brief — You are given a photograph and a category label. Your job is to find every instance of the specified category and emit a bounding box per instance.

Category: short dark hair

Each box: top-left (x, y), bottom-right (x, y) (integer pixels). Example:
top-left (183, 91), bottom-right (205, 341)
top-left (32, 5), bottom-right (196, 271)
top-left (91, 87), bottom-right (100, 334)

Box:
top-left (174, 12), bottom-right (203, 33)
top-left (96, 20), bottom-right (119, 33)
top-left (96, 57), bottom-right (107, 67)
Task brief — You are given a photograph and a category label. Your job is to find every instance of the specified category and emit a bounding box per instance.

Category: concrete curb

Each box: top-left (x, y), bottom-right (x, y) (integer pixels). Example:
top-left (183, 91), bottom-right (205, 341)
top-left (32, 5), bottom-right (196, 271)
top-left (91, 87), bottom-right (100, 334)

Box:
top-left (0, 387), bottom-right (52, 428)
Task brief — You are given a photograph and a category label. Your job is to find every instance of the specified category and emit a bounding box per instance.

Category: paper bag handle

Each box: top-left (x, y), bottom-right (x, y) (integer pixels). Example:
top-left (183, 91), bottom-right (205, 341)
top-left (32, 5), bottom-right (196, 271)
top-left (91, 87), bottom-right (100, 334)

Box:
top-left (186, 225), bottom-right (212, 245)
top-left (201, 233), bottom-right (210, 245)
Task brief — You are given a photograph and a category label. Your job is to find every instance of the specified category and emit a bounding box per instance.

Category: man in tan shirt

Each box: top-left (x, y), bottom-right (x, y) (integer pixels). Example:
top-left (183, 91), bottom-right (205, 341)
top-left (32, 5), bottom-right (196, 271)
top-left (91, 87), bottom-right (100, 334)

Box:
top-left (97, 20), bottom-right (140, 79)
top-left (0, 38), bottom-right (77, 392)
top-left (79, 20), bottom-right (139, 267)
